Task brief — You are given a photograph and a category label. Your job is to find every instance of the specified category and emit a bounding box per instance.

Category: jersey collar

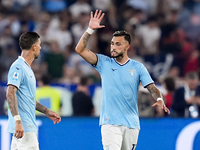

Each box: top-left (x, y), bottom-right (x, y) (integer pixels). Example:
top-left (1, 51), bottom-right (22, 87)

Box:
top-left (19, 56), bottom-right (31, 68)
top-left (114, 58), bottom-right (130, 66)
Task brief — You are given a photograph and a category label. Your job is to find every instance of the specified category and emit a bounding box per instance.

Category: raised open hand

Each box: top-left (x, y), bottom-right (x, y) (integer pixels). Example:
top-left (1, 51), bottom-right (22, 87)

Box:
top-left (89, 10), bottom-right (105, 30)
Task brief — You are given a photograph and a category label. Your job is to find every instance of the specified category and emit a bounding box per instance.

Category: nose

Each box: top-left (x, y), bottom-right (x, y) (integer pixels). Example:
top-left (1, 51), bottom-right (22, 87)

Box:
top-left (111, 44), bottom-right (116, 50)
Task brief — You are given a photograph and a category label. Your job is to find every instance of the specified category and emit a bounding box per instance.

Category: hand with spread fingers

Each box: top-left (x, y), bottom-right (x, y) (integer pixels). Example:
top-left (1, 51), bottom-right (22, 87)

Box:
top-left (89, 9), bottom-right (105, 30)
top-left (152, 100), bottom-right (170, 114)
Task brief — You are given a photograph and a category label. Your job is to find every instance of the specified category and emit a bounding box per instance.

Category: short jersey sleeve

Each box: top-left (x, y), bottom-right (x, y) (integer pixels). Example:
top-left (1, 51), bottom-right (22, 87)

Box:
top-left (7, 65), bottom-right (24, 89)
top-left (139, 64), bottom-right (154, 87)
top-left (93, 54), bottom-right (109, 73)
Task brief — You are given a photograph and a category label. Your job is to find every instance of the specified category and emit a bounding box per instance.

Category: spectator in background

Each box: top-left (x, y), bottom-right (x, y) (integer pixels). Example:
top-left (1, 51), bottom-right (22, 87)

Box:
top-left (137, 15), bottom-right (161, 56)
top-left (163, 77), bottom-right (176, 109)
top-left (137, 85), bottom-right (156, 117)
top-left (71, 12), bottom-right (92, 45)
top-left (69, 0), bottom-right (92, 22)
top-left (49, 21), bottom-right (72, 52)
top-left (159, 66), bottom-right (184, 88)
top-left (36, 74), bottom-right (62, 115)
top-left (92, 0), bottom-right (111, 12)
top-left (43, 41), bottom-right (65, 81)
top-left (0, 24), bottom-right (16, 52)
top-left (156, 76), bottom-right (176, 117)
top-left (72, 76), bottom-right (94, 116)
top-left (184, 50), bottom-right (199, 76)
top-left (59, 66), bottom-right (80, 84)
top-left (159, 10), bottom-right (181, 55)
top-left (172, 72), bottom-right (200, 118)
top-left (126, 9), bottom-right (144, 32)
top-left (179, 13), bottom-right (200, 43)
top-left (0, 44), bottom-right (18, 81)
top-left (0, 85), bottom-right (6, 115)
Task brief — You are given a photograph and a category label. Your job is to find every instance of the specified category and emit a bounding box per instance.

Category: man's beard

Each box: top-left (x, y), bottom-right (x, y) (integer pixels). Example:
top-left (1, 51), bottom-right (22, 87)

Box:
top-left (110, 51), bottom-right (123, 58)
top-left (34, 54), bottom-right (39, 59)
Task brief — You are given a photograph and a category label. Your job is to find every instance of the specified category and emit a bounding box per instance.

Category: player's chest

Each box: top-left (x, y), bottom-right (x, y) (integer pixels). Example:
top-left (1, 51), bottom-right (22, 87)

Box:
top-left (24, 70), bottom-right (36, 85)
top-left (104, 65), bottom-right (139, 83)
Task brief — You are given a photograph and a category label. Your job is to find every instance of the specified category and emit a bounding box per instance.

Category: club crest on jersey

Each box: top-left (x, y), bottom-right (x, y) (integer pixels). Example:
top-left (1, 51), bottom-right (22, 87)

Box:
top-left (128, 69), bottom-right (136, 76)
top-left (12, 72), bottom-right (19, 81)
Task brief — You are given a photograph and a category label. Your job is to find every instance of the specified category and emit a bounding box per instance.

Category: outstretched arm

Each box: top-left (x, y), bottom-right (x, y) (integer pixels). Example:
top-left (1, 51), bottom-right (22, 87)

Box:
top-left (146, 83), bottom-right (170, 114)
top-left (6, 85), bottom-right (24, 138)
top-left (36, 101), bottom-right (61, 124)
top-left (75, 10), bottom-right (105, 65)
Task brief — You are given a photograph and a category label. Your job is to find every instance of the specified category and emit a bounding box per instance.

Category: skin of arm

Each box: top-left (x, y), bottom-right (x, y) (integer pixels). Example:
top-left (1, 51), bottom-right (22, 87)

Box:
top-left (36, 101), bottom-right (61, 124)
top-left (6, 85), bottom-right (19, 116)
top-left (146, 83), bottom-right (170, 114)
top-left (75, 10), bottom-right (105, 65)
top-left (6, 85), bottom-right (24, 138)
top-left (146, 83), bottom-right (162, 101)
top-left (36, 101), bottom-right (48, 114)
top-left (75, 32), bottom-right (97, 65)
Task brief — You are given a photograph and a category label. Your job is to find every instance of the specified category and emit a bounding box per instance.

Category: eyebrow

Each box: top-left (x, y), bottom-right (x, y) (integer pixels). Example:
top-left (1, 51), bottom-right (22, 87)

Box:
top-left (111, 41), bottom-right (121, 44)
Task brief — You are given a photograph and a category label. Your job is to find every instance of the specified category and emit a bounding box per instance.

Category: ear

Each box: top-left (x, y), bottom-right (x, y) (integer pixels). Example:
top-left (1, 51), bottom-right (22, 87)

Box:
top-left (32, 44), bottom-right (36, 51)
top-left (126, 45), bottom-right (130, 51)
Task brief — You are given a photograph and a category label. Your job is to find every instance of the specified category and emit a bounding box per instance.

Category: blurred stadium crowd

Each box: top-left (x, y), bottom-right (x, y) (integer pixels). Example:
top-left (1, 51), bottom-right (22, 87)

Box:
top-left (0, 0), bottom-right (200, 118)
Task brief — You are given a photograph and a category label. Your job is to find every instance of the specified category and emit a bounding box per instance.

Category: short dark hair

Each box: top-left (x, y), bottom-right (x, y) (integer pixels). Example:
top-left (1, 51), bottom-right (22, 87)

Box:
top-left (19, 32), bottom-right (40, 50)
top-left (80, 76), bottom-right (88, 86)
top-left (185, 72), bottom-right (199, 80)
top-left (113, 31), bottom-right (131, 44)
top-left (163, 77), bottom-right (175, 92)
top-left (40, 74), bottom-right (51, 85)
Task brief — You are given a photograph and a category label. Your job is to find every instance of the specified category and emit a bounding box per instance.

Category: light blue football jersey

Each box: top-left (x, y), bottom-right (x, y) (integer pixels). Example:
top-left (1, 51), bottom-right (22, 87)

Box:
top-left (7, 56), bottom-right (37, 133)
top-left (94, 54), bottom-right (154, 129)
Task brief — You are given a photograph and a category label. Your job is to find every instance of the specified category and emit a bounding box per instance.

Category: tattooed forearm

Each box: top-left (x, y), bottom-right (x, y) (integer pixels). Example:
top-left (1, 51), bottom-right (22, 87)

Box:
top-left (146, 84), bottom-right (162, 100)
top-left (6, 85), bottom-right (19, 116)
top-left (36, 101), bottom-right (48, 114)
top-left (82, 33), bottom-right (91, 47)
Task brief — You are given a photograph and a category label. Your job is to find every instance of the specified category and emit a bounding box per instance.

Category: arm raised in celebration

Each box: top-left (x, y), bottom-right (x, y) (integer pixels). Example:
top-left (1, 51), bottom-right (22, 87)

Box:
top-left (75, 10), bottom-right (105, 65)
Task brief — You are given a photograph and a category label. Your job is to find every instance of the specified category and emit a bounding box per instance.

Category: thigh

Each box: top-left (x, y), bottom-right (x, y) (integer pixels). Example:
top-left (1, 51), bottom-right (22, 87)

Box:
top-left (121, 128), bottom-right (139, 150)
top-left (17, 132), bottom-right (39, 150)
top-left (11, 135), bottom-right (18, 150)
top-left (101, 125), bottom-right (123, 150)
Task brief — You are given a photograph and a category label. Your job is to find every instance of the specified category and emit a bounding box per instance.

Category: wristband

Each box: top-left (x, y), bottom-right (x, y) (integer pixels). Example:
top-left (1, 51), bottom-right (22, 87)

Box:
top-left (86, 27), bottom-right (94, 35)
top-left (157, 97), bottom-right (164, 102)
top-left (14, 115), bottom-right (21, 121)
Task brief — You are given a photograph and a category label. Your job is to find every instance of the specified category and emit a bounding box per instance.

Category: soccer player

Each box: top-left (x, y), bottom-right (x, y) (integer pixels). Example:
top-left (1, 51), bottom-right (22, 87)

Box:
top-left (6, 32), bottom-right (61, 150)
top-left (75, 10), bottom-right (170, 150)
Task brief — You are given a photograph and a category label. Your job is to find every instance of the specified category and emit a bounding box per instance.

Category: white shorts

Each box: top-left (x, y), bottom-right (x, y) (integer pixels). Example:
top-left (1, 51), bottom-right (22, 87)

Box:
top-left (101, 124), bottom-right (139, 150)
top-left (11, 132), bottom-right (39, 150)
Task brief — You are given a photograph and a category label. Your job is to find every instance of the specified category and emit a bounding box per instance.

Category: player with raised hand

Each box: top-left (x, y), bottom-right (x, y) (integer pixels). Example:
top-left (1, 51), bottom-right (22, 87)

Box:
top-left (75, 10), bottom-right (170, 150)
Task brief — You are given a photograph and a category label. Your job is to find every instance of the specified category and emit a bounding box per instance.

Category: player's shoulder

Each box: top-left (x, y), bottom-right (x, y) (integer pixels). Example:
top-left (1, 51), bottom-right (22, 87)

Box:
top-left (9, 58), bottom-right (24, 70)
top-left (129, 59), bottom-right (144, 67)
top-left (96, 54), bottom-right (111, 62)
top-left (96, 54), bottom-right (110, 59)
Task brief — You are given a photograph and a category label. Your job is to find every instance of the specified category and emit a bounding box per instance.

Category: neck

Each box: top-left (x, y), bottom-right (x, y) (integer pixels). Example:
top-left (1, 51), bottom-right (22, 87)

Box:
top-left (77, 85), bottom-right (88, 94)
top-left (21, 50), bottom-right (34, 66)
top-left (115, 55), bottom-right (129, 65)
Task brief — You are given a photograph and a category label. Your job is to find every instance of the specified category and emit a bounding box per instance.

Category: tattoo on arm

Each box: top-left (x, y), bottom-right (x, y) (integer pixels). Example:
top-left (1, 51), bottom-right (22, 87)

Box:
top-left (36, 101), bottom-right (48, 114)
top-left (146, 84), bottom-right (162, 100)
top-left (82, 33), bottom-right (91, 48)
top-left (6, 85), bottom-right (19, 117)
